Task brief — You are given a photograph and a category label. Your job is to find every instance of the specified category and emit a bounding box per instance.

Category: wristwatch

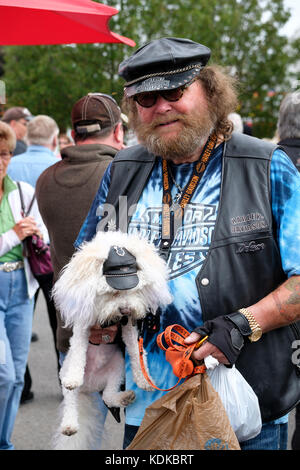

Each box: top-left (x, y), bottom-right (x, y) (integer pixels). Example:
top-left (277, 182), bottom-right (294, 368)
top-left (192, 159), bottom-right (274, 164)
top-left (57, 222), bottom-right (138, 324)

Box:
top-left (238, 308), bottom-right (262, 342)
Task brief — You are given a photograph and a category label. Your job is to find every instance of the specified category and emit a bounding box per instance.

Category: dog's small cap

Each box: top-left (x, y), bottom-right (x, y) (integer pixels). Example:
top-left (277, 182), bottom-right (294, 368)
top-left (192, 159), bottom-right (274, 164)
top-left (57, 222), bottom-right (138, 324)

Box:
top-left (103, 245), bottom-right (139, 291)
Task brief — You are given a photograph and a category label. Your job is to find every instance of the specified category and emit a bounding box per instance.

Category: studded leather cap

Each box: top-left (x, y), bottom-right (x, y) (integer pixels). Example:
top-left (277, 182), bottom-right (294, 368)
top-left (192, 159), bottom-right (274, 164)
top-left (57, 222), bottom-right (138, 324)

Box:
top-left (103, 245), bottom-right (139, 290)
top-left (118, 37), bottom-right (211, 97)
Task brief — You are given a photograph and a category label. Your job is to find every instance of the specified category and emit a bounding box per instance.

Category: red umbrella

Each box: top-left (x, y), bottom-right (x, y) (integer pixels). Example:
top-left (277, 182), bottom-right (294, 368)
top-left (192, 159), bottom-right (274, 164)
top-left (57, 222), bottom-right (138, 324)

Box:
top-left (0, 0), bottom-right (135, 46)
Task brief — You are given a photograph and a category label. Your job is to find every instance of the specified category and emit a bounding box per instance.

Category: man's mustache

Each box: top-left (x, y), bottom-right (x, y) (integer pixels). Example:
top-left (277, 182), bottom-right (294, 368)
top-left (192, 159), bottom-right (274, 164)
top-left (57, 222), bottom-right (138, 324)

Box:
top-left (147, 114), bottom-right (185, 129)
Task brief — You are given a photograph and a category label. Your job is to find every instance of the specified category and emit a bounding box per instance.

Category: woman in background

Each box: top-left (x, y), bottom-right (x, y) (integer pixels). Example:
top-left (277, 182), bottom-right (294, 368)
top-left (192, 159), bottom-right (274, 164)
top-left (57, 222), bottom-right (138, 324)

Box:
top-left (0, 121), bottom-right (46, 450)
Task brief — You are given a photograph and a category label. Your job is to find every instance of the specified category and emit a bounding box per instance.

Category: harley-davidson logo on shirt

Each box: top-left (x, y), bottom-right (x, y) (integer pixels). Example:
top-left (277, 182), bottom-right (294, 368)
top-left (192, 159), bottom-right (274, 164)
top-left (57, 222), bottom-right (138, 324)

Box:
top-left (128, 203), bottom-right (216, 279)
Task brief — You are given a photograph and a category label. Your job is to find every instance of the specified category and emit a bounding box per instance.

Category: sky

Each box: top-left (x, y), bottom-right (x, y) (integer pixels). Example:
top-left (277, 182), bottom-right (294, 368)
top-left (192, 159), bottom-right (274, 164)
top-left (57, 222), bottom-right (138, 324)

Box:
top-left (282, 0), bottom-right (300, 37)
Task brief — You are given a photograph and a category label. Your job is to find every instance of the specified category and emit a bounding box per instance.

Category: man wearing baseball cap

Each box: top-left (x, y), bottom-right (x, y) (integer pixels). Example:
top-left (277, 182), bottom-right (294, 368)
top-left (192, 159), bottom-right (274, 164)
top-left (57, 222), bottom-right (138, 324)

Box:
top-left (36, 93), bottom-right (125, 352)
top-left (36, 92), bottom-right (126, 439)
top-left (76, 38), bottom-right (300, 450)
top-left (2, 106), bottom-right (34, 155)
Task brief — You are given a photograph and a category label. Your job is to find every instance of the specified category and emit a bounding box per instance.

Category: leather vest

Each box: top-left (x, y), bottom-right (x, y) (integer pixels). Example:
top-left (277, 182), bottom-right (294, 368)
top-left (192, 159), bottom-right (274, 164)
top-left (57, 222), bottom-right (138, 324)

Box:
top-left (101, 133), bottom-right (300, 422)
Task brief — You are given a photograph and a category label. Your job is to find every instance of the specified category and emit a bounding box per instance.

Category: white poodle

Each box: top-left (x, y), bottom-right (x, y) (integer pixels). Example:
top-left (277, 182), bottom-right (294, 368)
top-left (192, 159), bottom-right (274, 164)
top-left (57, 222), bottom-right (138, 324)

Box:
top-left (52, 231), bottom-right (172, 450)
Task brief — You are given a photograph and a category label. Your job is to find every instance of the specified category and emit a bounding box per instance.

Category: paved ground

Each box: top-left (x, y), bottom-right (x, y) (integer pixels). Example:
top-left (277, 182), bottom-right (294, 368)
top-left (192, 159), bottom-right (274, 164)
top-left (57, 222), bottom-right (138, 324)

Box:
top-left (11, 293), bottom-right (124, 450)
top-left (11, 293), bottom-right (295, 450)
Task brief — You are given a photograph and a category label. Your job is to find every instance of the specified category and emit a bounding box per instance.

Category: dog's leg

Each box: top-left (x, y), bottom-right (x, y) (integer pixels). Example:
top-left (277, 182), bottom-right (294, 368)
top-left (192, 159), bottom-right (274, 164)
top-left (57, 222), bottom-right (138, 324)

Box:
top-left (60, 387), bottom-right (80, 436)
top-left (60, 323), bottom-right (90, 390)
top-left (54, 391), bottom-right (105, 450)
top-left (121, 322), bottom-right (156, 391)
top-left (102, 349), bottom-right (135, 408)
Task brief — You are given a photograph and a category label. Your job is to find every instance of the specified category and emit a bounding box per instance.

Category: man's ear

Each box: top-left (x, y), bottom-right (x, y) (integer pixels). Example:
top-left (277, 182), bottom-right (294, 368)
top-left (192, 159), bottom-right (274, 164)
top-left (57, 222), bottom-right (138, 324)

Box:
top-left (9, 120), bottom-right (18, 132)
top-left (114, 122), bottom-right (124, 147)
top-left (52, 134), bottom-right (58, 151)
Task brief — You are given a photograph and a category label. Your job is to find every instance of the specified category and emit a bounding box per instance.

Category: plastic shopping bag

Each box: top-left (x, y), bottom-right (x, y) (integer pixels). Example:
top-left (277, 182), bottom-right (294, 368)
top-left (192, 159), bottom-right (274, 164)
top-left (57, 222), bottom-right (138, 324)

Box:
top-left (127, 373), bottom-right (241, 450)
top-left (205, 356), bottom-right (262, 442)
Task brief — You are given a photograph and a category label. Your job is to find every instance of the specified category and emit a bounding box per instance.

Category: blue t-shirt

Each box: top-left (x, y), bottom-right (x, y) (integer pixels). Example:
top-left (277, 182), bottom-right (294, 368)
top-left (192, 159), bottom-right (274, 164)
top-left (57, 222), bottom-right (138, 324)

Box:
top-left (7, 145), bottom-right (58, 187)
top-left (76, 144), bottom-right (300, 426)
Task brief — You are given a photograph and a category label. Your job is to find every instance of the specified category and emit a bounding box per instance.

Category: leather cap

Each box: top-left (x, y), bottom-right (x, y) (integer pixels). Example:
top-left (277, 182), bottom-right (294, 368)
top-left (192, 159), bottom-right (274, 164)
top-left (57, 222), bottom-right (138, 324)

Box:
top-left (118, 37), bottom-right (211, 97)
top-left (103, 245), bottom-right (139, 291)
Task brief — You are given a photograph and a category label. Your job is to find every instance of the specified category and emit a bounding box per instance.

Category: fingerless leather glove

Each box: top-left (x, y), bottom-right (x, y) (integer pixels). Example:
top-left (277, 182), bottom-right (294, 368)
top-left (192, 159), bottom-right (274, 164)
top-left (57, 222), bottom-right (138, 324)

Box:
top-left (193, 311), bottom-right (252, 365)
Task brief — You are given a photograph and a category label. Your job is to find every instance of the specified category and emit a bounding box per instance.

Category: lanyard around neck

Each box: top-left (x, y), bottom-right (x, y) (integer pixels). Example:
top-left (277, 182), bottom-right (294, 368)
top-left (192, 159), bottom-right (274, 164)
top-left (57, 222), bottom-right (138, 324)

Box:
top-left (160, 134), bottom-right (217, 260)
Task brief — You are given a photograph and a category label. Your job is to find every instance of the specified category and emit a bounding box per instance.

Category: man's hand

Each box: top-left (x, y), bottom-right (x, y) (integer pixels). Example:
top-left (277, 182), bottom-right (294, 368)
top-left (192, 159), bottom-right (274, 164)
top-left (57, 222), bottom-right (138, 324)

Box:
top-left (184, 331), bottom-right (230, 364)
top-left (184, 313), bottom-right (252, 366)
top-left (89, 324), bottom-right (119, 345)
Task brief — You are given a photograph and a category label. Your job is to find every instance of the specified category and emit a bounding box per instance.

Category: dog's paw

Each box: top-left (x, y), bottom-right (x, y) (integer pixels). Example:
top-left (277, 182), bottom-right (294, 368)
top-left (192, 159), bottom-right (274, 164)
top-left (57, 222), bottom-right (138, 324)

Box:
top-left (120, 390), bottom-right (136, 407)
top-left (139, 382), bottom-right (156, 392)
top-left (62, 382), bottom-right (79, 391)
top-left (62, 378), bottom-right (82, 390)
top-left (103, 390), bottom-right (136, 408)
top-left (134, 373), bottom-right (156, 391)
top-left (61, 425), bottom-right (78, 436)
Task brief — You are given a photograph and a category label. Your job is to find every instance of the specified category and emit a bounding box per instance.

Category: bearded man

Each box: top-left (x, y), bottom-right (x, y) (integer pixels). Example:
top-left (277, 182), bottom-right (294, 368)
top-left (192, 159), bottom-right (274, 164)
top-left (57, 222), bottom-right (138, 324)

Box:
top-left (75, 38), bottom-right (300, 450)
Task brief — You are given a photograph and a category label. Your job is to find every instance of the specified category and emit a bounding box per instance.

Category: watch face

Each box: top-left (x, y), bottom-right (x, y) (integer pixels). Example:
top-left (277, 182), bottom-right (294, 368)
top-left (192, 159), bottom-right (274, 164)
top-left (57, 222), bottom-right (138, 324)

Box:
top-left (250, 329), bottom-right (262, 342)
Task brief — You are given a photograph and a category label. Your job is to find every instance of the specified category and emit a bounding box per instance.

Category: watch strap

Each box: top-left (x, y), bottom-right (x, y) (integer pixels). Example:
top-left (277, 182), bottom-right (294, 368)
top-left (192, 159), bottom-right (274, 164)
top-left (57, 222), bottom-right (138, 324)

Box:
top-left (224, 311), bottom-right (252, 336)
top-left (238, 307), bottom-right (261, 332)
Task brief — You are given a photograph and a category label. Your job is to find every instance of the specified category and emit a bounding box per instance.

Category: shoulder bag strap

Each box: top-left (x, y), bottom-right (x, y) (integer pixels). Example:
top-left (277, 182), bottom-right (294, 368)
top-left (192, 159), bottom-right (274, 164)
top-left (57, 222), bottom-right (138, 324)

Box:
top-left (17, 181), bottom-right (35, 217)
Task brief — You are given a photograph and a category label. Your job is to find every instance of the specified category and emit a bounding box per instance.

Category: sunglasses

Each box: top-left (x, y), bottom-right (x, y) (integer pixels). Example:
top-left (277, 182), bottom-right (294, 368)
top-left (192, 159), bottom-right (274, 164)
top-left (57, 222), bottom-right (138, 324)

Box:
top-left (133, 84), bottom-right (190, 108)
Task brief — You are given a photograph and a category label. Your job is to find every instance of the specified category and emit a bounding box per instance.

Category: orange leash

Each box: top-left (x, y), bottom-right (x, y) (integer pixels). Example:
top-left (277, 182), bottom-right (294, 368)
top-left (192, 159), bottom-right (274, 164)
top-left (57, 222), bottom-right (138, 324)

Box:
top-left (138, 324), bottom-right (207, 392)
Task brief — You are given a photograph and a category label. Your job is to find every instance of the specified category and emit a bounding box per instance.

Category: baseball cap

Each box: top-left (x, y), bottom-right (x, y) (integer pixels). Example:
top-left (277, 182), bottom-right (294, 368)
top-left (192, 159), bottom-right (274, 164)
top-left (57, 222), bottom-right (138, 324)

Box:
top-left (2, 106), bottom-right (34, 123)
top-left (103, 245), bottom-right (139, 291)
top-left (71, 93), bottom-right (121, 135)
top-left (118, 37), bottom-right (211, 98)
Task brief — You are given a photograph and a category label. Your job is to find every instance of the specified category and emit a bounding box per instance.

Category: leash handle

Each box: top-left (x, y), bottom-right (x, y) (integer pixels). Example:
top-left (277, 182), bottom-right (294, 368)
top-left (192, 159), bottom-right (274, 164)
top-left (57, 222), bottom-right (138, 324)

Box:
top-left (138, 324), bottom-right (207, 392)
top-left (138, 337), bottom-right (183, 391)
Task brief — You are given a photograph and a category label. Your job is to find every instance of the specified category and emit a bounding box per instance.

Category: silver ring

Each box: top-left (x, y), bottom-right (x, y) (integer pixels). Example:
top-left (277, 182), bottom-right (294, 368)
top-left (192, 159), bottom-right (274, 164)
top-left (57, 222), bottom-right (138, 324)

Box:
top-left (102, 335), bottom-right (111, 343)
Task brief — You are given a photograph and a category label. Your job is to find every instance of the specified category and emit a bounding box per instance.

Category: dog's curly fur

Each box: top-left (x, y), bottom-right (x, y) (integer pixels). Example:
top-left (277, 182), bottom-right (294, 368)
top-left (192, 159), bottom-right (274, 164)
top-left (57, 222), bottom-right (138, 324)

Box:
top-left (52, 231), bottom-right (172, 450)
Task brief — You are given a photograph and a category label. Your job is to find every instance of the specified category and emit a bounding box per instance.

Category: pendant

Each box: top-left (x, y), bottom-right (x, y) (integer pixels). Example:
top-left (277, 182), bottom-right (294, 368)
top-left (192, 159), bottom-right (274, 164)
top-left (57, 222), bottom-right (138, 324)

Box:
top-left (170, 192), bottom-right (182, 212)
top-left (173, 192), bottom-right (181, 204)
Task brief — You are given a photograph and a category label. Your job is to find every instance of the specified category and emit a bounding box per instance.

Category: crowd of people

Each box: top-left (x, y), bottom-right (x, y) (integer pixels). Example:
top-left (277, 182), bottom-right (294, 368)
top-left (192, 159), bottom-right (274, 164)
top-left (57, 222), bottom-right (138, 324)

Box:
top-left (0, 36), bottom-right (299, 451)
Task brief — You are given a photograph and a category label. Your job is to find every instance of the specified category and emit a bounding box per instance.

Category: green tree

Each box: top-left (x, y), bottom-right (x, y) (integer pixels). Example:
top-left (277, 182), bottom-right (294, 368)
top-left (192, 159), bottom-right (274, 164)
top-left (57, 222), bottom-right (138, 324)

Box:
top-left (1, 0), bottom-right (296, 136)
top-left (2, 43), bottom-right (130, 131)
top-left (0, 47), bottom-right (5, 77)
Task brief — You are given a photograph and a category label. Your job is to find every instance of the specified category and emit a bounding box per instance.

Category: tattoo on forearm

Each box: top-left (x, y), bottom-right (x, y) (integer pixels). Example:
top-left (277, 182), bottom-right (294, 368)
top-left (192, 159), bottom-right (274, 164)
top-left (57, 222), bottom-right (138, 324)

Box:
top-left (272, 278), bottom-right (300, 322)
top-left (285, 277), bottom-right (300, 305)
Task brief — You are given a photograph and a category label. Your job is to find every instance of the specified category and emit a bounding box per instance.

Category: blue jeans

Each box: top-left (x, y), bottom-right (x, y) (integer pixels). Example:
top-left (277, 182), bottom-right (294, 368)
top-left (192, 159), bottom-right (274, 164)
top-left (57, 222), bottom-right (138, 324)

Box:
top-left (0, 268), bottom-right (34, 450)
top-left (123, 423), bottom-right (139, 449)
top-left (123, 422), bottom-right (288, 450)
top-left (240, 422), bottom-right (288, 450)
